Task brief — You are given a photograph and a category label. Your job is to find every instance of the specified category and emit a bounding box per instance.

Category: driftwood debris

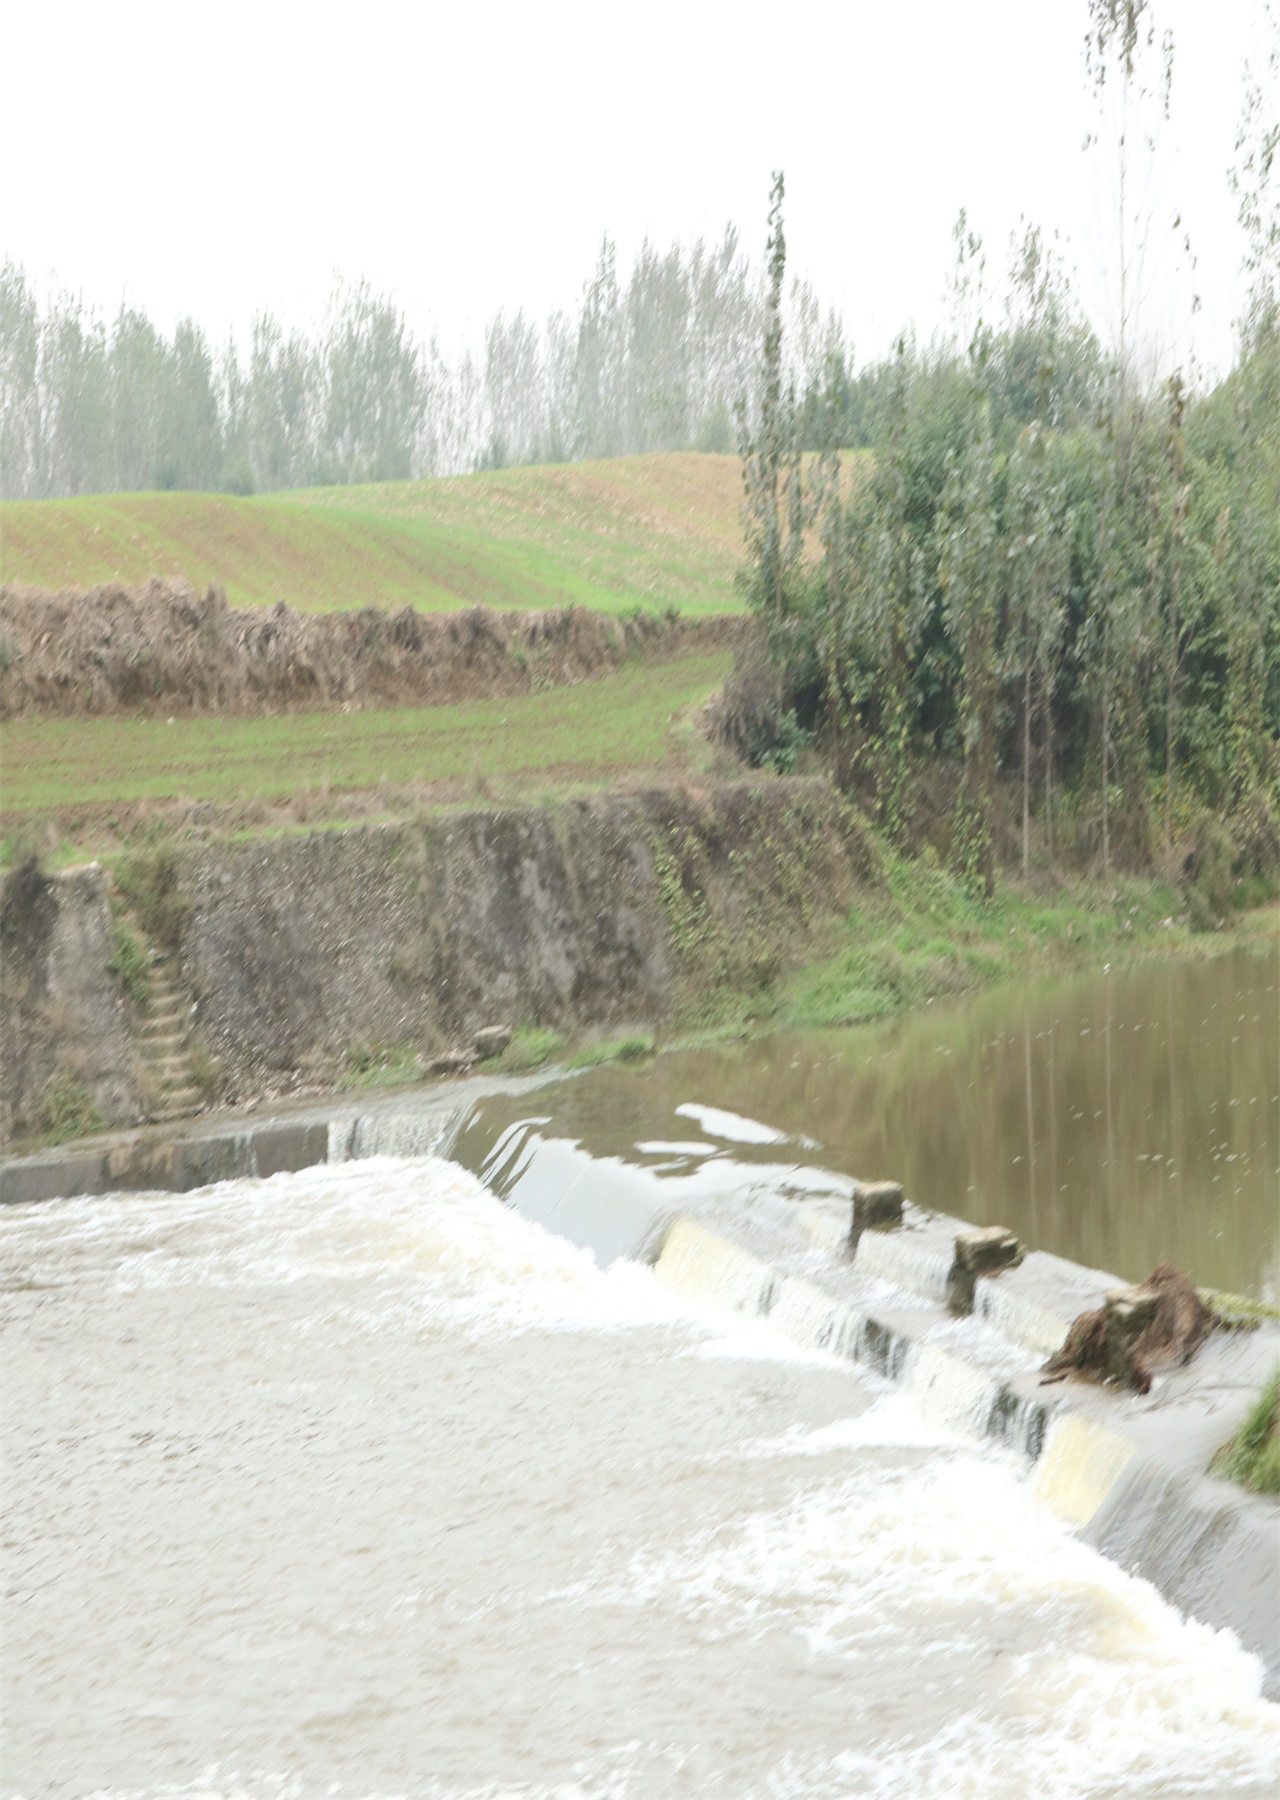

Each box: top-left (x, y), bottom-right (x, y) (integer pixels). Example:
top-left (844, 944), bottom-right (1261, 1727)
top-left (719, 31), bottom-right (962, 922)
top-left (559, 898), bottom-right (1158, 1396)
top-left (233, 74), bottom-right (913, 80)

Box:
top-left (1041, 1262), bottom-right (1217, 1395)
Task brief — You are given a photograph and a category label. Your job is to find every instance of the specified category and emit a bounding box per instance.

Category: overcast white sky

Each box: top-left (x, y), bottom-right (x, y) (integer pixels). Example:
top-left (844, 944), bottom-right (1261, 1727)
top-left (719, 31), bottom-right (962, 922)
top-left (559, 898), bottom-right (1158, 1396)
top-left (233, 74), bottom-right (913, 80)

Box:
top-left (7, 0), bottom-right (1276, 377)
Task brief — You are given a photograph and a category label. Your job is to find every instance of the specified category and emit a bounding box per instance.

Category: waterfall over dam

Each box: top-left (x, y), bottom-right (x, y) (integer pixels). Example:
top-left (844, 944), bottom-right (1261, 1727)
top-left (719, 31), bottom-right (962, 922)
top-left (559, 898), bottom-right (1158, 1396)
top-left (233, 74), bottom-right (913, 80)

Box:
top-left (5, 1077), bottom-right (1277, 1796)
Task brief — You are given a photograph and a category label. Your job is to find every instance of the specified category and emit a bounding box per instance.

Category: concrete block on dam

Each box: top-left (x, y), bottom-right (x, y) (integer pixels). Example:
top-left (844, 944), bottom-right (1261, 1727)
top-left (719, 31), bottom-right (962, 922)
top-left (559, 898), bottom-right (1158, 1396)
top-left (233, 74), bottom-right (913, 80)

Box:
top-left (945, 1225), bottom-right (1023, 1315)
top-left (848, 1179), bottom-right (904, 1245)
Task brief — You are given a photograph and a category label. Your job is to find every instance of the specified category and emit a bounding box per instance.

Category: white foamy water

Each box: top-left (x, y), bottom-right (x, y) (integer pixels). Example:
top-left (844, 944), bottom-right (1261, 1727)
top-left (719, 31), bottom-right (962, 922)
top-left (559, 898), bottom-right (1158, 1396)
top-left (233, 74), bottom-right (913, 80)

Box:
top-left (3, 1157), bottom-right (1277, 1799)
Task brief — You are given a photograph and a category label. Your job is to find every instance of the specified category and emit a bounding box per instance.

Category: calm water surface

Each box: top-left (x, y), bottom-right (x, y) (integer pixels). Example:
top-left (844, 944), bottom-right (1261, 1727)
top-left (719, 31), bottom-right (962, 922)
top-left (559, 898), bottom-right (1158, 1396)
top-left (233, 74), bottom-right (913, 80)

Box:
top-left (494, 942), bottom-right (1278, 1299)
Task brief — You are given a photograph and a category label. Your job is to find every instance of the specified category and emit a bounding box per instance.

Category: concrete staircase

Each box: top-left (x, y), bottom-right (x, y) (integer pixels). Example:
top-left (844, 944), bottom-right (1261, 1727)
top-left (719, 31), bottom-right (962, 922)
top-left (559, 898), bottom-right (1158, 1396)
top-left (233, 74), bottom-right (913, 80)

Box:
top-left (136, 951), bottom-right (202, 1122)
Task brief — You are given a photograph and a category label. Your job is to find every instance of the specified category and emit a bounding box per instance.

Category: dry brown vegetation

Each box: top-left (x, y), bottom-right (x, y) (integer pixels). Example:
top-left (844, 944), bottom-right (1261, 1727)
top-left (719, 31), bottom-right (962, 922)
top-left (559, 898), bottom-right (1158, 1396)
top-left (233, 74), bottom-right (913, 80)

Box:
top-left (0, 581), bottom-right (737, 720)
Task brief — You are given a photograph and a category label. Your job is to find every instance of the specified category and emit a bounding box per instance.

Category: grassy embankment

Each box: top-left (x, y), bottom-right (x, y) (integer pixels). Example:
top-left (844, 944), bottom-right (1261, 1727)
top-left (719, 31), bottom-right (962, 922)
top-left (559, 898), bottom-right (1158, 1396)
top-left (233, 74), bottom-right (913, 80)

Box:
top-left (3, 450), bottom-right (1271, 1079)
top-left (0, 453), bottom-right (747, 615)
top-left (0, 452), bottom-right (744, 862)
top-left (666, 827), bottom-right (1278, 1051)
top-left (0, 651), bottom-right (734, 863)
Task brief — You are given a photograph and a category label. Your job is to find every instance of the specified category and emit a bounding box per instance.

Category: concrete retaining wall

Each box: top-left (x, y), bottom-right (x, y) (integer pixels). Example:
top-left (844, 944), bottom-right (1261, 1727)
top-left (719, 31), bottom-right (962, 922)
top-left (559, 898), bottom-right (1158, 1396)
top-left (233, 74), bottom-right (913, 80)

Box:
top-left (0, 779), bottom-right (874, 1144)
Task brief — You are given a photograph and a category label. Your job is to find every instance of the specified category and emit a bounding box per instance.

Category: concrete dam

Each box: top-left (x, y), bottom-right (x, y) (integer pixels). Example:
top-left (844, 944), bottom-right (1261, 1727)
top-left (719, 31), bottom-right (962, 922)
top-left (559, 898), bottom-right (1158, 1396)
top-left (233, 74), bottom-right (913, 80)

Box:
top-left (4, 1051), bottom-right (1278, 1797)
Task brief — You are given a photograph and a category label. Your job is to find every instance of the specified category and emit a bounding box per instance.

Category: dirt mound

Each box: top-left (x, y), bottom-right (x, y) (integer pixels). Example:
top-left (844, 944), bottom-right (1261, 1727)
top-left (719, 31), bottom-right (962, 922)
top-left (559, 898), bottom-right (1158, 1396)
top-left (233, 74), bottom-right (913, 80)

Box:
top-left (0, 582), bottom-right (738, 719)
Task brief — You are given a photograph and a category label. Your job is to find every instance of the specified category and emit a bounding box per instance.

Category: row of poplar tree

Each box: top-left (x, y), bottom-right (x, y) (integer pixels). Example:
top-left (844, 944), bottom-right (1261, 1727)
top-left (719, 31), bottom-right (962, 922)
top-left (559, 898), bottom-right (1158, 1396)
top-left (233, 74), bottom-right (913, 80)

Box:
top-left (738, 6), bottom-right (1278, 889)
top-left (0, 235), bottom-right (845, 500)
top-left (747, 225), bottom-right (1278, 888)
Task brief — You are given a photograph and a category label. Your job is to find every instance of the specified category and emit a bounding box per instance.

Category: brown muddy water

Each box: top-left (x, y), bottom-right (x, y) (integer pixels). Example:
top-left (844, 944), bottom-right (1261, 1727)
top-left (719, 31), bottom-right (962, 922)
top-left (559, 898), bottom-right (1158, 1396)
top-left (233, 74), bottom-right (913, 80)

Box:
top-left (480, 940), bottom-right (1277, 1301)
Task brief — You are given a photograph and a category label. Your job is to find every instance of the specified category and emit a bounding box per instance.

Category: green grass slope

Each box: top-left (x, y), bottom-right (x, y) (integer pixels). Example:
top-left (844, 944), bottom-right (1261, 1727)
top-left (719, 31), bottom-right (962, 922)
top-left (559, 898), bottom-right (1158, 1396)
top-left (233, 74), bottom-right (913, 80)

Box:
top-left (0, 453), bottom-right (746, 616)
top-left (2, 651), bottom-right (733, 829)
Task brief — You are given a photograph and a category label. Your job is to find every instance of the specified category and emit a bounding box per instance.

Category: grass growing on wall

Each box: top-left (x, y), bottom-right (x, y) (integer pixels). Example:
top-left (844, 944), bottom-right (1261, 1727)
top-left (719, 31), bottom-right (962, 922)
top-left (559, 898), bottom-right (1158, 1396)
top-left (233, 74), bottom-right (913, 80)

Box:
top-left (496, 1027), bottom-right (566, 1073)
top-left (1213, 1373), bottom-right (1280, 1496)
top-left (340, 1042), bottom-right (425, 1091)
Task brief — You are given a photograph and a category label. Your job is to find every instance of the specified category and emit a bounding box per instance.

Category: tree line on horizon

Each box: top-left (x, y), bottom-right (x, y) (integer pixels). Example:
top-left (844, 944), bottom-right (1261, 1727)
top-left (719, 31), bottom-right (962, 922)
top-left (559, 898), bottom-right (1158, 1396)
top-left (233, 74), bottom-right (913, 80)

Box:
top-left (735, 3), bottom-right (1278, 896)
top-left (0, 235), bottom-right (855, 502)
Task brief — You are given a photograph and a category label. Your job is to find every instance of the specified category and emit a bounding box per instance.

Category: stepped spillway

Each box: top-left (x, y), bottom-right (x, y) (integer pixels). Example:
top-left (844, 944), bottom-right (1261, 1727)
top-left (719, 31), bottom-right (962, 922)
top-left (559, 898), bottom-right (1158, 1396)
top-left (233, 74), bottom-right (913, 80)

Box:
top-left (4, 1146), bottom-right (1278, 1797)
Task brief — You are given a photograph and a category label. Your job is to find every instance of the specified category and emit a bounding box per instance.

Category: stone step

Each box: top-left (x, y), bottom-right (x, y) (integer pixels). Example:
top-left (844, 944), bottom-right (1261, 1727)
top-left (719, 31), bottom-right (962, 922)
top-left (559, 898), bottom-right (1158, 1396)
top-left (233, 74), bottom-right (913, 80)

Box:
top-left (157, 1074), bottom-right (200, 1096)
top-left (154, 1056), bottom-right (196, 1078)
top-left (127, 945), bottom-right (200, 1112)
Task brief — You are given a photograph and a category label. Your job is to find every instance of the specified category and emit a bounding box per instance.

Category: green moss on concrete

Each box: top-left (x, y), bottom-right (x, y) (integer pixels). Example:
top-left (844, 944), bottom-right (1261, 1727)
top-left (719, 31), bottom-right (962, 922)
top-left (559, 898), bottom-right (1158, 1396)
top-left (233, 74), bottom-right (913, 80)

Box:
top-left (339, 1041), bottom-right (425, 1091)
top-left (1213, 1373), bottom-right (1280, 1496)
top-left (565, 1033), bottom-right (655, 1070)
top-left (496, 1027), bottom-right (566, 1073)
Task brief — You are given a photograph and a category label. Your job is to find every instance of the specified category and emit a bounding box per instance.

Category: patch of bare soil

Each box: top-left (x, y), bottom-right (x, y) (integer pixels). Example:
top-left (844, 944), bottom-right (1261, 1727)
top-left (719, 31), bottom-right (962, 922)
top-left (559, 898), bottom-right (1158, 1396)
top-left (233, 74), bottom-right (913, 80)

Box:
top-left (0, 582), bottom-right (739, 720)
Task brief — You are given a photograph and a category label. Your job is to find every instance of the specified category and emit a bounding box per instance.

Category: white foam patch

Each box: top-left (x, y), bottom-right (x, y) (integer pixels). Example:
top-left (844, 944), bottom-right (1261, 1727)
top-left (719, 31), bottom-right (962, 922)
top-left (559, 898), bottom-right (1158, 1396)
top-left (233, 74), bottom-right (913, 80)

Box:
top-left (675, 1102), bottom-right (788, 1145)
top-left (677, 1316), bottom-right (846, 1369)
top-left (596, 1454), bottom-right (1278, 1795)
top-left (0, 1158), bottom-right (693, 1339)
top-left (82, 1766), bottom-right (645, 1800)
top-left (81, 1773), bottom-right (641, 1800)
top-left (3, 1159), bottom-right (864, 1372)
top-left (748, 1395), bottom-right (959, 1457)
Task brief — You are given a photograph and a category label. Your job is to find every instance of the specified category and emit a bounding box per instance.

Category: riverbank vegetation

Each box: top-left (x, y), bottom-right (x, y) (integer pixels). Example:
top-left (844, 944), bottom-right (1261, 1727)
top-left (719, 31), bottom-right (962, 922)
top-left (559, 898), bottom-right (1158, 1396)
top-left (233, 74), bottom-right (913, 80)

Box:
top-left (662, 813), bottom-right (1277, 1045)
top-left (731, 214), bottom-right (1277, 902)
top-left (732, 11), bottom-right (1278, 904)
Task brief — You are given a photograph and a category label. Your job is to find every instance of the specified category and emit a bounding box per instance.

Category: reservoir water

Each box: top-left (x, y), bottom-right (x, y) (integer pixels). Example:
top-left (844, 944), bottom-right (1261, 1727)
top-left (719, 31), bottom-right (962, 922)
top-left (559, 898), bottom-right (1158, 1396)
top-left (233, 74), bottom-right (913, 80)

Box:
top-left (4, 1151), bottom-right (1278, 1797)
top-left (460, 940), bottom-right (1278, 1301)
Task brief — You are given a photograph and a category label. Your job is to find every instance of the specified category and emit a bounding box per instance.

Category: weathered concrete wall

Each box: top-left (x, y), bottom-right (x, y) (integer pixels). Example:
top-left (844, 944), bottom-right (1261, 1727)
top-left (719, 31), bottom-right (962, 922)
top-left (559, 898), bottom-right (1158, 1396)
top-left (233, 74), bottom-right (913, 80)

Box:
top-left (167, 780), bottom-right (872, 1107)
top-left (0, 859), bottom-right (146, 1143)
top-left (0, 779), bottom-right (874, 1142)
top-left (181, 802), bottom-right (665, 1099)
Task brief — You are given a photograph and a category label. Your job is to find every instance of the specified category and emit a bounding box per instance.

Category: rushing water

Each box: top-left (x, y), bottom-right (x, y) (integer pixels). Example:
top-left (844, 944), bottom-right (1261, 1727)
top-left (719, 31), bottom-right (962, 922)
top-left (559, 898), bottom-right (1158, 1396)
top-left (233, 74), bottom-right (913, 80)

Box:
top-left (4, 1156), bottom-right (1278, 1798)
top-left (465, 942), bottom-right (1278, 1300)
